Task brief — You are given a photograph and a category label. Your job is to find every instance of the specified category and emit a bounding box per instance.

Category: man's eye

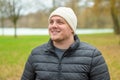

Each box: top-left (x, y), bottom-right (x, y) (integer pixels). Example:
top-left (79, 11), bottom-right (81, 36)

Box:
top-left (57, 21), bottom-right (64, 24)
top-left (49, 20), bottom-right (53, 24)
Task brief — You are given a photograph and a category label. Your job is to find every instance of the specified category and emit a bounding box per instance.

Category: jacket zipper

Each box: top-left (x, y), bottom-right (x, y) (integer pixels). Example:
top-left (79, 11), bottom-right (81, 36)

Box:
top-left (57, 49), bottom-right (70, 80)
top-left (58, 57), bottom-right (62, 80)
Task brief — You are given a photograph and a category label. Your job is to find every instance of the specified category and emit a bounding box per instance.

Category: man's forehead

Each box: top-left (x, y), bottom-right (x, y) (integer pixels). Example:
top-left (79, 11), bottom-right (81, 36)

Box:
top-left (50, 15), bottom-right (66, 21)
top-left (50, 15), bottom-right (64, 19)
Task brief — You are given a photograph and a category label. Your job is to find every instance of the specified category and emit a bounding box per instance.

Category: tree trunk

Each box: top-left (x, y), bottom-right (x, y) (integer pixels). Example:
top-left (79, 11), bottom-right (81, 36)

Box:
top-left (1, 17), bottom-right (4, 36)
top-left (14, 22), bottom-right (17, 38)
top-left (110, 0), bottom-right (120, 34)
top-left (111, 9), bottom-right (120, 34)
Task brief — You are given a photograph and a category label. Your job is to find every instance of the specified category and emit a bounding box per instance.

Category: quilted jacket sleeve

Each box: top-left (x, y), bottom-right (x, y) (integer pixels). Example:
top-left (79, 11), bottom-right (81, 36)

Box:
top-left (21, 54), bottom-right (35, 80)
top-left (90, 49), bottom-right (110, 80)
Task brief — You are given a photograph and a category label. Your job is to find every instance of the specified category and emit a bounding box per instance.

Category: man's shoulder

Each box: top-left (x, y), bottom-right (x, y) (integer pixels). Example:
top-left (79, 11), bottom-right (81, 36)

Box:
top-left (34, 43), bottom-right (48, 49)
top-left (79, 41), bottom-right (102, 56)
top-left (79, 41), bottom-right (96, 50)
top-left (31, 43), bottom-right (48, 55)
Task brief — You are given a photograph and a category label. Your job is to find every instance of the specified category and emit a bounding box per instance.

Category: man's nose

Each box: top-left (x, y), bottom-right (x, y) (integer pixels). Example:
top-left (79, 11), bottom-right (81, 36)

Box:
top-left (52, 22), bottom-right (57, 28)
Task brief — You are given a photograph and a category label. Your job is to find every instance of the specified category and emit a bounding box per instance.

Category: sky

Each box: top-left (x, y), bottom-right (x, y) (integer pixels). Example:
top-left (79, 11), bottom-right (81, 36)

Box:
top-left (18, 0), bottom-right (94, 15)
top-left (19, 0), bottom-right (52, 15)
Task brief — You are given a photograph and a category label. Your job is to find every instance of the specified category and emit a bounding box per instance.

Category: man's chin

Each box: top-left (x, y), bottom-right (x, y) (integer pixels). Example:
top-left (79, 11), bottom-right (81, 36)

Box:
top-left (51, 37), bottom-right (58, 41)
top-left (51, 37), bottom-right (61, 42)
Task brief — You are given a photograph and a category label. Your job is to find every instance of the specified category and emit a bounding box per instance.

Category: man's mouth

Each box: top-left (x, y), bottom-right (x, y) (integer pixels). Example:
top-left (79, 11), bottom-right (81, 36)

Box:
top-left (51, 30), bottom-right (60, 35)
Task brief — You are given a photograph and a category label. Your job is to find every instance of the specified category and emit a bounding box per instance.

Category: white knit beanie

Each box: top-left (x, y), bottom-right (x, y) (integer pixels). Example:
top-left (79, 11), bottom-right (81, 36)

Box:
top-left (49, 7), bottom-right (77, 34)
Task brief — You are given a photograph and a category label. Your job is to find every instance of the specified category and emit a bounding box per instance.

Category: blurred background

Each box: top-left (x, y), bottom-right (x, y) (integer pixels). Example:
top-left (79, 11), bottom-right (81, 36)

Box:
top-left (0, 0), bottom-right (120, 37)
top-left (0, 0), bottom-right (120, 80)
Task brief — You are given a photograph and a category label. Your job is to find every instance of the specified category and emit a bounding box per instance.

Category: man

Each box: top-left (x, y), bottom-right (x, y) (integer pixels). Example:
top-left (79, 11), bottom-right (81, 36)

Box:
top-left (21, 7), bottom-right (110, 80)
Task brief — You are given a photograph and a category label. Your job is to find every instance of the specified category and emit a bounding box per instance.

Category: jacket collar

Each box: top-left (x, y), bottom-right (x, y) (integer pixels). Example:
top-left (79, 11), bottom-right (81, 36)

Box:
top-left (46, 35), bottom-right (80, 55)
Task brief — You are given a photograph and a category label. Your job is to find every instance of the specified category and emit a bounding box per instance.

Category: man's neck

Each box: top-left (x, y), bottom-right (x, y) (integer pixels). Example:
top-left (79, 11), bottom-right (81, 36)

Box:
top-left (53, 36), bottom-right (75, 49)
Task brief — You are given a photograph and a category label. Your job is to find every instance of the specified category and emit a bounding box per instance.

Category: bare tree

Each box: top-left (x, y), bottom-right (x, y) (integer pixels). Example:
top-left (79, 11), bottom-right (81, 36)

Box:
top-left (50, 0), bottom-right (68, 12)
top-left (52, 0), bottom-right (56, 8)
top-left (7, 0), bottom-right (22, 38)
top-left (110, 0), bottom-right (120, 34)
top-left (0, 0), bottom-right (8, 36)
top-left (65, 0), bottom-right (79, 13)
top-left (110, 0), bottom-right (120, 44)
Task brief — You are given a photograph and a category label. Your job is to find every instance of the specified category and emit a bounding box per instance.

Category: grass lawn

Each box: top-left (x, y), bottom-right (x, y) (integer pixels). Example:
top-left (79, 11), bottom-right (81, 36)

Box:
top-left (0, 33), bottom-right (120, 80)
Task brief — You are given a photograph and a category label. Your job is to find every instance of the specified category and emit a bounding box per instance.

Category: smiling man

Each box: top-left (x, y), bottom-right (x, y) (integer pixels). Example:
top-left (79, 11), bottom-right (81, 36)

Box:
top-left (21, 7), bottom-right (110, 80)
top-left (49, 15), bottom-right (75, 49)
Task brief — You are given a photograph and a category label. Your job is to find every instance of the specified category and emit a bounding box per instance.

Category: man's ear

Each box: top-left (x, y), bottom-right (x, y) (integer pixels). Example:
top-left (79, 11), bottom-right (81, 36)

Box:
top-left (71, 29), bottom-right (74, 34)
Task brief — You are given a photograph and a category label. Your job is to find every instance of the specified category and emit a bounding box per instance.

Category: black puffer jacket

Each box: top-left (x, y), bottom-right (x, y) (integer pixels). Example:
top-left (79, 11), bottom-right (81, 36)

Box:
top-left (21, 35), bottom-right (110, 80)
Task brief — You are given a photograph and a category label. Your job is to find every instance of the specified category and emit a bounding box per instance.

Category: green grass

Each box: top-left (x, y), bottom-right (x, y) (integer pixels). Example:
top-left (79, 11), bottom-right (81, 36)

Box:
top-left (0, 35), bottom-right (50, 80)
top-left (0, 33), bottom-right (120, 80)
top-left (0, 35), bottom-right (50, 64)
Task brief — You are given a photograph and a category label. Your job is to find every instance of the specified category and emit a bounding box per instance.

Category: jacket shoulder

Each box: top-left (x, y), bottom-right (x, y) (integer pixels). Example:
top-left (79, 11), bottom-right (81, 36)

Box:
top-left (79, 42), bottom-right (96, 50)
top-left (78, 42), bottom-right (102, 57)
top-left (31, 43), bottom-right (48, 55)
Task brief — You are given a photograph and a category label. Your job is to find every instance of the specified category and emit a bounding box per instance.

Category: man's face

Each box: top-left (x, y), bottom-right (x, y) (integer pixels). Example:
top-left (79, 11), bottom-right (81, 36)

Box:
top-left (48, 15), bottom-right (74, 42)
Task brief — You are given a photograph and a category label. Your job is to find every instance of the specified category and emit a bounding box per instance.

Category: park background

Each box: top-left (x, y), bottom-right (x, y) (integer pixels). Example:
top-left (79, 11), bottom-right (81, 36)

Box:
top-left (0, 0), bottom-right (120, 80)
